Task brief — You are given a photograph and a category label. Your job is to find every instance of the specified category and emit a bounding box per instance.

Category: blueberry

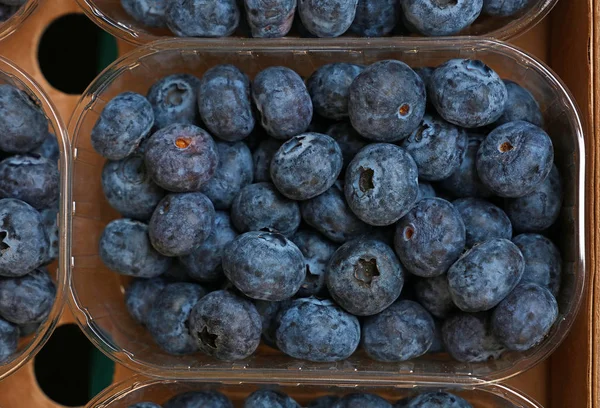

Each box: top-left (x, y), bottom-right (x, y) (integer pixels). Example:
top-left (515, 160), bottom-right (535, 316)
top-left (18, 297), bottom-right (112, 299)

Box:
top-left (362, 300), bottom-right (435, 362)
top-left (349, 60), bottom-right (426, 142)
top-left (92, 92), bottom-right (154, 160)
top-left (438, 134), bottom-right (493, 198)
top-left (394, 198), bottom-right (465, 278)
top-left (165, 0), bottom-right (239, 37)
top-left (308, 396), bottom-right (340, 408)
top-left (428, 319), bottom-right (445, 353)
top-left (148, 192), bottom-right (215, 257)
top-left (394, 397), bottom-right (412, 408)
top-left (0, 154), bottom-right (59, 210)
top-left (298, 0), bottom-right (358, 37)
top-left (31, 132), bottom-right (60, 163)
top-left (252, 67), bottom-right (312, 140)
top-left (200, 142), bottom-right (253, 209)
top-left (19, 321), bottom-right (41, 338)
top-left (495, 80), bottom-right (543, 127)
top-left (121, 0), bottom-right (167, 27)
top-left (414, 274), bottom-right (456, 318)
top-left (291, 230), bottom-right (337, 297)
top-left (144, 123), bottom-right (219, 192)
top-left (254, 299), bottom-right (291, 347)
top-left (417, 182), bottom-right (436, 201)
top-left (244, 390), bottom-right (300, 408)
top-left (301, 182), bottom-right (371, 243)
top-left (223, 230), bottom-right (304, 300)
top-left (326, 122), bottom-right (368, 171)
top-left (198, 65), bottom-right (255, 141)
top-left (482, 0), bottom-right (528, 16)
top-left (0, 317), bottom-right (17, 363)
top-left (512, 233), bottom-right (561, 296)
top-left (188, 290), bottom-right (261, 361)
top-left (327, 239), bottom-right (404, 316)
top-left (147, 74), bottom-right (200, 129)
top-left (307, 63), bottom-right (364, 120)
top-left (276, 297), bottom-right (360, 362)
top-left (401, 114), bottom-right (468, 181)
top-left (349, 0), bottom-right (398, 36)
top-left (0, 198), bottom-right (48, 277)
top-left (163, 260), bottom-right (193, 282)
top-left (99, 218), bottom-right (171, 278)
top-left (448, 238), bottom-right (524, 312)
top-left (453, 198), bottom-right (512, 247)
top-left (0, 5), bottom-right (18, 22)
top-left (125, 277), bottom-right (168, 325)
top-left (146, 282), bottom-right (206, 355)
top-left (179, 211), bottom-right (237, 283)
top-left (231, 182), bottom-right (301, 236)
top-left (270, 133), bottom-right (342, 200)
top-left (401, 0), bottom-right (483, 36)
top-left (476, 121), bottom-right (554, 197)
top-left (492, 282), bottom-right (558, 351)
top-left (442, 312), bottom-right (505, 362)
top-left (102, 155), bottom-right (165, 221)
top-left (0, 84), bottom-right (48, 154)
top-left (345, 143), bottom-right (419, 226)
top-left (0, 268), bottom-right (55, 325)
top-left (406, 392), bottom-right (472, 408)
top-left (164, 391), bottom-right (233, 408)
top-left (252, 139), bottom-right (282, 182)
top-left (505, 164), bottom-right (562, 232)
top-left (128, 403), bottom-right (162, 408)
top-left (331, 393), bottom-right (392, 408)
top-left (429, 59), bottom-right (507, 128)
top-left (244, 0), bottom-right (296, 37)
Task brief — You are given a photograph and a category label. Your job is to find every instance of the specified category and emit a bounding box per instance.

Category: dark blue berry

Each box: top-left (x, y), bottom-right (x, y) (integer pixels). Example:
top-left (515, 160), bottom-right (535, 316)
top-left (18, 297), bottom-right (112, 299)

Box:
top-left (349, 0), bottom-right (398, 36)
top-left (291, 230), bottom-right (337, 297)
top-left (495, 80), bottom-right (543, 127)
top-left (512, 233), bottom-right (561, 296)
top-left (406, 392), bottom-right (472, 408)
top-left (231, 182), bottom-right (301, 236)
top-left (362, 300), bottom-right (435, 362)
top-left (349, 60), bottom-right (426, 142)
top-left (40, 207), bottom-right (58, 265)
top-left (146, 282), bottom-right (207, 355)
top-left (327, 239), bottom-right (404, 316)
top-left (188, 290), bottom-right (261, 361)
top-left (416, 181), bottom-right (436, 202)
top-left (301, 182), bottom-right (371, 243)
top-left (276, 297), bottom-right (360, 362)
top-left (179, 211), bottom-right (237, 283)
top-left (198, 65), bottom-right (255, 141)
top-left (345, 143), bottom-right (419, 226)
top-left (270, 133), bottom-right (342, 200)
top-left (0, 5), bottom-right (18, 22)
top-left (31, 132), bottom-right (60, 163)
top-left (0, 267), bottom-right (55, 325)
top-left (453, 198), bottom-right (512, 247)
top-left (442, 312), bottom-right (505, 363)
top-left (147, 74), bottom-right (200, 129)
top-left (394, 198), bottom-right (465, 278)
top-left (91, 92), bottom-right (154, 160)
top-left (244, 390), bottom-right (300, 408)
top-left (164, 391), bottom-right (233, 408)
top-left (128, 403), bottom-right (162, 408)
top-left (483, 0), bottom-right (528, 16)
top-left (414, 274), bottom-right (456, 319)
top-left (298, 0), bottom-right (358, 37)
top-left (125, 277), bottom-right (168, 325)
top-left (492, 282), bottom-right (558, 351)
top-left (476, 121), bottom-right (554, 198)
top-left (252, 67), bottom-right (312, 140)
top-left (448, 238), bottom-right (524, 312)
top-left (144, 123), bottom-right (219, 192)
top-left (308, 396), bottom-right (340, 408)
top-left (307, 63), bottom-right (364, 120)
top-left (254, 299), bottom-right (291, 347)
top-left (223, 230), bottom-right (305, 301)
top-left (0, 154), bottom-right (59, 210)
top-left (99, 218), bottom-right (171, 278)
top-left (244, 0), bottom-right (296, 37)
top-left (102, 154), bottom-right (165, 221)
top-left (401, 113), bottom-right (468, 181)
top-left (401, 0), bottom-right (483, 36)
top-left (252, 139), bottom-right (282, 182)
top-left (332, 393), bottom-right (391, 408)
top-left (0, 317), bottom-right (17, 363)
top-left (121, 0), bottom-right (167, 27)
top-left (429, 59), bottom-right (507, 128)
top-left (505, 164), bottom-right (562, 232)
top-left (165, 0), bottom-right (240, 37)
top-left (326, 122), bottom-right (368, 171)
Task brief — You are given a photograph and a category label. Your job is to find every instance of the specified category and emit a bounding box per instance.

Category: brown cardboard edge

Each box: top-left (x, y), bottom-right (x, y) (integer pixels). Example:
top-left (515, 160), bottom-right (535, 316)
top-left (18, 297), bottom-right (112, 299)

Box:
top-left (549, 0), bottom-right (594, 407)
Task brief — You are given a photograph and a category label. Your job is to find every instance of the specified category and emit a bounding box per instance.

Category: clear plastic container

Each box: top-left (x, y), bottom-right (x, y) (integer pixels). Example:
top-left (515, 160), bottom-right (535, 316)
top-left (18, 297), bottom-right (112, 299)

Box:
top-left (86, 376), bottom-right (544, 408)
top-left (76, 0), bottom-right (557, 45)
top-left (0, 56), bottom-right (70, 380)
top-left (68, 38), bottom-right (585, 385)
top-left (0, 0), bottom-right (39, 42)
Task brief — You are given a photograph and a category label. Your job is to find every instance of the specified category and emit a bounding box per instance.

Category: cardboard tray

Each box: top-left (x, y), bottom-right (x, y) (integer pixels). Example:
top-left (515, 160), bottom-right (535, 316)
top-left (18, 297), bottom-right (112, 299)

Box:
top-left (0, 0), bottom-right (593, 406)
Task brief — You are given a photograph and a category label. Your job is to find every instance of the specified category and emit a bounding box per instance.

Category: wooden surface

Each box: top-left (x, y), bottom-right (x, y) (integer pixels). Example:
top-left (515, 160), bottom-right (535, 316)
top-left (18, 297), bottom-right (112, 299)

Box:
top-left (0, 0), bottom-right (591, 407)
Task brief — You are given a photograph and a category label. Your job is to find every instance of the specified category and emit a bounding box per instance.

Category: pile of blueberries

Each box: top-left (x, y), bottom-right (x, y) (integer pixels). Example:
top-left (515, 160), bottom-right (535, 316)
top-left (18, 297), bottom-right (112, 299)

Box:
top-left (121, 0), bottom-right (533, 38)
top-left (0, 84), bottom-right (60, 363)
top-left (128, 389), bottom-right (473, 408)
top-left (94, 57), bottom-right (563, 365)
